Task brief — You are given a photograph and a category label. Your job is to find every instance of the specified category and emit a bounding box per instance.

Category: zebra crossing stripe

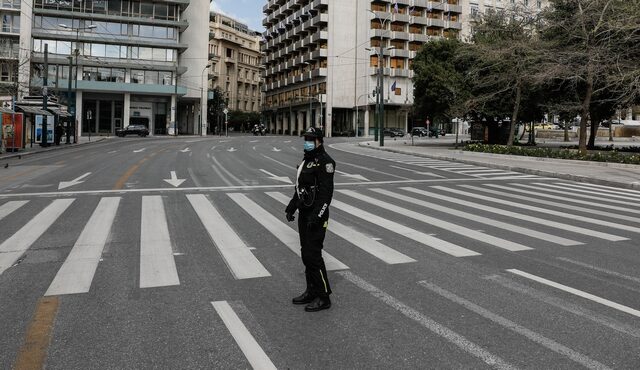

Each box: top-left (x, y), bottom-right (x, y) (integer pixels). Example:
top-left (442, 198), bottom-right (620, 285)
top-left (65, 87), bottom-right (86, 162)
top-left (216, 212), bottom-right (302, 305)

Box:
top-left (330, 199), bottom-right (480, 257)
top-left (404, 187), bottom-right (626, 241)
top-left (338, 190), bottom-right (532, 252)
top-left (211, 301), bottom-right (277, 370)
top-left (508, 183), bottom-right (640, 216)
top-left (533, 183), bottom-right (640, 206)
top-left (374, 188), bottom-right (581, 246)
top-left (46, 197), bottom-right (121, 296)
top-left (187, 194), bottom-right (271, 279)
top-left (457, 185), bottom-right (640, 235)
top-left (266, 192), bottom-right (416, 264)
top-left (484, 184), bottom-right (640, 225)
top-left (0, 199), bottom-right (74, 276)
top-left (227, 193), bottom-right (349, 271)
top-left (554, 182), bottom-right (640, 200)
top-left (0, 200), bottom-right (28, 221)
top-left (140, 196), bottom-right (180, 288)
top-left (567, 182), bottom-right (640, 196)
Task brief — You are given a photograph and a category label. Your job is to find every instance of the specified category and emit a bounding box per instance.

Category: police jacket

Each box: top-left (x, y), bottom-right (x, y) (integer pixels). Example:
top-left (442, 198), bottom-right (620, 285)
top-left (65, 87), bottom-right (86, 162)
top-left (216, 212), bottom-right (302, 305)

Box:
top-left (286, 145), bottom-right (335, 221)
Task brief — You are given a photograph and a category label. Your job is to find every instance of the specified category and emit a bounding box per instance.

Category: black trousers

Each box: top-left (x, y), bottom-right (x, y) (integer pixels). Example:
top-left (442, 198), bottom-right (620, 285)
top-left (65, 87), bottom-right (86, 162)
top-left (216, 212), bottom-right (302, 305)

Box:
top-left (298, 210), bottom-right (331, 298)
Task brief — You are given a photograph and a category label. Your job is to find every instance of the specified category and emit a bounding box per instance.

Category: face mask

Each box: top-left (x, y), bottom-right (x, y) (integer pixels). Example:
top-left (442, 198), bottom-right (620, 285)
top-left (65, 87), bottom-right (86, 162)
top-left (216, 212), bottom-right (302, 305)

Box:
top-left (303, 140), bottom-right (316, 152)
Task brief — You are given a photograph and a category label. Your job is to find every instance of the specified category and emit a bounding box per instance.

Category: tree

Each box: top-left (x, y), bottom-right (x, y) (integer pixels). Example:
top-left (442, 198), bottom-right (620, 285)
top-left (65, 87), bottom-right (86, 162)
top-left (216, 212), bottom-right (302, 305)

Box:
top-left (539, 0), bottom-right (640, 154)
top-left (460, 5), bottom-right (544, 145)
top-left (412, 38), bottom-right (467, 126)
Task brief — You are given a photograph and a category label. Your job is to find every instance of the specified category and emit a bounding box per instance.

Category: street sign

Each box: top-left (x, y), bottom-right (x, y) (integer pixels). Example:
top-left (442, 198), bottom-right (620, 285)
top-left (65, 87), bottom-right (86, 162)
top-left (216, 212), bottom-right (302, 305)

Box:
top-left (223, 108), bottom-right (229, 115)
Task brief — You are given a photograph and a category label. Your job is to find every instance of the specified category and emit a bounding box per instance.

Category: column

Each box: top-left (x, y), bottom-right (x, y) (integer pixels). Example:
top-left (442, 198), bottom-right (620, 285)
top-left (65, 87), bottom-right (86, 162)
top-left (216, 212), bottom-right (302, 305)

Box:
top-left (307, 108), bottom-right (313, 130)
top-left (170, 95), bottom-right (177, 135)
top-left (364, 107), bottom-right (370, 137)
top-left (75, 91), bottom-right (83, 138)
top-left (123, 93), bottom-right (131, 129)
top-left (297, 111), bottom-right (304, 136)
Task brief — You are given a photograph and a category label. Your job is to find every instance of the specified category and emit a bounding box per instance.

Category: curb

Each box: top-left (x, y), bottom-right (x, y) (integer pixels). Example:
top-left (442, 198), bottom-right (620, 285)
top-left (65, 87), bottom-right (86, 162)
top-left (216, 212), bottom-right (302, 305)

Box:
top-left (360, 143), bottom-right (640, 191)
top-left (0, 137), bottom-right (108, 160)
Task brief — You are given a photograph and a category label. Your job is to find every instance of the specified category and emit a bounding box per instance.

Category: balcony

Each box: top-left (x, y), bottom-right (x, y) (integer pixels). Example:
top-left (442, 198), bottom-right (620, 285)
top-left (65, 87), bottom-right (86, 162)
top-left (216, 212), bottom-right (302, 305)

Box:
top-left (410, 34), bottom-right (429, 43)
top-left (389, 49), bottom-right (410, 58)
top-left (391, 32), bottom-right (410, 41)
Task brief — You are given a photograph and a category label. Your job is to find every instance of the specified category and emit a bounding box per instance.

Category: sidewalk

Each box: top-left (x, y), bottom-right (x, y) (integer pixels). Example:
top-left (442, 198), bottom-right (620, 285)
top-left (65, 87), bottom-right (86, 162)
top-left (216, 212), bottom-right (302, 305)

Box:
top-left (0, 136), bottom-right (109, 160)
top-left (360, 136), bottom-right (640, 190)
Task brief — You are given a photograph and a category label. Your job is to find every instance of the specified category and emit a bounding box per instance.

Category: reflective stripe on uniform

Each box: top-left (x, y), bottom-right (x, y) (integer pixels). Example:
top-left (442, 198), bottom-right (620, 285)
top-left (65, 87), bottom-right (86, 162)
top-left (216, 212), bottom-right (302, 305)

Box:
top-left (319, 270), bottom-right (329, 293)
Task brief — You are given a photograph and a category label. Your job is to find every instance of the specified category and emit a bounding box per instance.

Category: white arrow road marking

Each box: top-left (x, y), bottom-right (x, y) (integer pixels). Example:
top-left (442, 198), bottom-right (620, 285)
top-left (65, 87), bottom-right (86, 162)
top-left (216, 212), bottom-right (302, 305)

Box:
top-left (210, 146), bottom-right (217, 150)
top-left (259, 169), bottom-right (292, 184)
top-left (163, 171), bottom-right (186, 187)
top-left (335, 170), bottom-right (369, 182)
top-left (107, 150), bottom-right (117, 154)
top-left (133, 148), bottom-right (146, 153)
top-left (272, 147), bottom-right (281, 152)
top-left (250, 140), bottom-right (259, 143)
top-left (58, 172), bottom-right (91, 190)
top-left (390, 165), bottom-right (445, 178)
top-left (180, 148), bottom-right (191, 153)
top-left (220, 140), bottom-right (230, 143)
top-left (227, 147), bottom-right (237, 152)
top-left (284, 140), bottom-right (291, 143)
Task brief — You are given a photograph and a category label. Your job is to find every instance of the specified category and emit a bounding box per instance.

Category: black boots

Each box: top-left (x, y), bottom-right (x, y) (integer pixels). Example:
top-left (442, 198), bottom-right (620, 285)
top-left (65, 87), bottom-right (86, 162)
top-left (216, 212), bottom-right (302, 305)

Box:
top-left (292, 291), bottom-right (315, 305)
top-left (304, 296), bottom-right (331, 312)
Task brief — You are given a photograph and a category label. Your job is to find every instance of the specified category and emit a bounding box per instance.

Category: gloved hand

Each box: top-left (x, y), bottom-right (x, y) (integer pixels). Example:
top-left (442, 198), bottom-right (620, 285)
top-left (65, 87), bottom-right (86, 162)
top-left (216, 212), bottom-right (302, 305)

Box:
top-left (286, 212), bottom-right (295, 222)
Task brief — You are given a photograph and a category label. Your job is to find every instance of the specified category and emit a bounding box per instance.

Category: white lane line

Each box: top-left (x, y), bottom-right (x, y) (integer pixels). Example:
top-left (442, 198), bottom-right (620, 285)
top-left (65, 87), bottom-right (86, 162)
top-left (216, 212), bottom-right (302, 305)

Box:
top-left (389, 165), bottom-right (445, 178)
top-left (405, 187), bottom-right (626, 241)
top-left (507, 269), bottom-right (640, 319)
top-left (556, 257), bottom-right (640, 284)
top-left (46, 197), bottom-right (120, 296)
top-left (212, 157), bottom-right (246, 186)
top-left (227, 193), bottom-right (348, 270)
top-left (211, 301), bottom-right (277, 370)
top-left (330, 198), bottom-right (480, 257)
top-left (0, 199), bottom-right (74, 275)
top-left (339, 190), bottom-right (532, 252)
top-left (533, 183), bottom-right (640, 207)
top-left (457, 185), bottom-right (640, 235)
top-left (0, 200), bottom-right (28, 221)
top-left (418, 281), bottom-right (612, 370)
top-left (374, 189), bottom-right (580, 246)
top-left (267, 192), bottom-right (415, 264)
top-left (140, 196), bottom-right (180, 288)
top-left (554, 182), bottom-right (640, 200)
top-left (487, 184), bottom-right (640, 223)
top-left (187, 194), bottom-right (270, 279)
top-left (485, 274), bottom-right (640, 339)
top-left (338, 271), bottom-right (516, 370)
top-left (210, 163), bottom-right (235, 187)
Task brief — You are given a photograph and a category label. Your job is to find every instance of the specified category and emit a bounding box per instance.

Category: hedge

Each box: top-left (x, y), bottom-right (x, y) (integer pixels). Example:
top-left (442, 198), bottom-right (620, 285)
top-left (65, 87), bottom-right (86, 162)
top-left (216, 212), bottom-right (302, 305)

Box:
top-left (462, 144), bottom-right (640, 165)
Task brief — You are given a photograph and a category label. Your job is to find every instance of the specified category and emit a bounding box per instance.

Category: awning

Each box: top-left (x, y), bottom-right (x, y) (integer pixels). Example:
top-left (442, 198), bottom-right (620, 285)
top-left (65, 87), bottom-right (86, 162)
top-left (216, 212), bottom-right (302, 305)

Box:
top-left (47, 107), bottom-right (71, 117)
top-left (0, 107), bottom-right (14, 114)
top-left (16, 105), bottom-right (49, 115)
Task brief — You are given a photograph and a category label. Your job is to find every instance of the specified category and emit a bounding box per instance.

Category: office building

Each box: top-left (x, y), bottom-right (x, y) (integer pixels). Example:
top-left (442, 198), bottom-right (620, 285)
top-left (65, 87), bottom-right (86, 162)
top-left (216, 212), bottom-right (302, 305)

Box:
top-left (18, 0), bottom-right (209, 137)
top-left (0, 0), bottom-right (21, 107)
top-left (209, 12), bottom-right (262, 114)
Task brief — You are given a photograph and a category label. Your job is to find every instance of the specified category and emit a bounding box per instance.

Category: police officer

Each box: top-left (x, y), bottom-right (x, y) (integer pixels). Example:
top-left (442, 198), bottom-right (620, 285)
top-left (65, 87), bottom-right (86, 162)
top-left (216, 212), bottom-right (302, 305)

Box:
top-left (285, 127), bottom-right (335, 312)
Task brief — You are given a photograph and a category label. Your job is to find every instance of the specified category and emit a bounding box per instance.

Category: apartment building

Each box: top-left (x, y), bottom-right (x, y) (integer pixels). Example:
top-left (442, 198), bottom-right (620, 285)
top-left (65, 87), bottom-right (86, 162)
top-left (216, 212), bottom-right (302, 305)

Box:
top-left (461, 0), bottom-right (549, 40)
top-left (209, 12), bottom-right (262, 114)
top-left (0, 0), bottom-right (20, 107)
top-left (16, 0), bottom-right (209, 137)
top-left (261, 0), bottom-right (463, 137)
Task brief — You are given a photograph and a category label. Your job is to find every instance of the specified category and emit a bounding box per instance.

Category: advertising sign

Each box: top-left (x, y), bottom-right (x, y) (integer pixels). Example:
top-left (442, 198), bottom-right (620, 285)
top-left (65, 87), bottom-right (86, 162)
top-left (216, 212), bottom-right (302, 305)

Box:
top-left (2, 113), bottom-right (24, 151)
top-left (35, 115), bottom-right (55, 144)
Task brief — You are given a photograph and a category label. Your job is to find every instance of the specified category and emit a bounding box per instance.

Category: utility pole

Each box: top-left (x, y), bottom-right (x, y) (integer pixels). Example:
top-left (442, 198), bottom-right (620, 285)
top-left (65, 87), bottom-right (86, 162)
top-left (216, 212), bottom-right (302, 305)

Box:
top-left (378, 45), bottom-right (385, 147)
top-left (42, 43), bottom-right (49, 147)
top-left (66, 55), bottom-right (73, 144)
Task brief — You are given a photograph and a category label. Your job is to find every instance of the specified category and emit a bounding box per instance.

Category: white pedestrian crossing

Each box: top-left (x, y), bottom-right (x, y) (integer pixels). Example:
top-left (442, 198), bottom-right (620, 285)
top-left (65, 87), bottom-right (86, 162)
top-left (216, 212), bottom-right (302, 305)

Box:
top-left (533, 183), bottom-right (640, 206)
top-left (554, 182), bottom-right (640, 200)
top-left (510, 183), bottom-right (640, 212)
top-left (0, 199), bottom-right (74, 276)
top-left (227, 193), bottom-right (349, 271)
top-left (337, 190), bottom-right (533, 252)
top-left (266, 192), bottom-right (416, 264)
top-left (140, 196), bottom-right (180, 288)
top-left (46, 197), bottom-right (120, 296)
top-left (403, 187), bottom-right (627, 241)
top-left (0, 200), bottom-right (28, 221)
top-left (187, 194), bottom-right (271, 279)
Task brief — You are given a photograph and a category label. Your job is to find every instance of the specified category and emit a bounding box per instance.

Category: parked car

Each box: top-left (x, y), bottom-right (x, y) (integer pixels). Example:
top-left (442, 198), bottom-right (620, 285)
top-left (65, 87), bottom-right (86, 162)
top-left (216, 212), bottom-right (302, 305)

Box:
top-left (383, 128), bottom-right (405, 137)
top-left (411, 127), bottom-right (439, 138)
top-left (116, 125), bottom-right (149, 137)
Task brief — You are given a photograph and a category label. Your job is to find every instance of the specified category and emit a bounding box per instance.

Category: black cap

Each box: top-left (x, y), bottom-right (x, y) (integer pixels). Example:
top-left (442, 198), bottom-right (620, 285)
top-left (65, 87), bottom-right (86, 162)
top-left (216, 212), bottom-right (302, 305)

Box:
top-left (302, 127), bottom-right (323, 141)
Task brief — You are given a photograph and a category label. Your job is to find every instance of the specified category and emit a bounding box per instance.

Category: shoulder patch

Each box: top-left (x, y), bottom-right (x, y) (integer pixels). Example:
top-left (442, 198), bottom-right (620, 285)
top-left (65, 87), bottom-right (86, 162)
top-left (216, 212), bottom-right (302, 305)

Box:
top-left (325, 163), bottom-right (335, 173)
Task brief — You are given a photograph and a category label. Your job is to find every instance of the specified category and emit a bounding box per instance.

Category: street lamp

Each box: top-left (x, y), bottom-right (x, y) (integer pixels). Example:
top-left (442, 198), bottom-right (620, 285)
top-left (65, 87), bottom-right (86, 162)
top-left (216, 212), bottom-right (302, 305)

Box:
top-left (303, 61), bottom-right (314, 129)
top-left (59, 23), bottom-right (96, 144)
top-left (201, 64), bottom-right (211, 136)
top-left (367, 9), bottom-right (393, 146)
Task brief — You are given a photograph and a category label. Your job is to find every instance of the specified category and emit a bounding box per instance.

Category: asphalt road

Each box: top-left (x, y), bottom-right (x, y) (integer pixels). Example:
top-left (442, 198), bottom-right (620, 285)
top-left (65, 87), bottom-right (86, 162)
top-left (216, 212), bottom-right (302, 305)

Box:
top-left (0, 135), bottom-right (639, 369)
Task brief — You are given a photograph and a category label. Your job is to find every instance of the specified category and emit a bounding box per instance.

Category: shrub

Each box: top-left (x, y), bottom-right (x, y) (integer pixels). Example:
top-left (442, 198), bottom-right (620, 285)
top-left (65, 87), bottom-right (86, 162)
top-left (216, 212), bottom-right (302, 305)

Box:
top-left (462, 144), bottom-right (640, 165)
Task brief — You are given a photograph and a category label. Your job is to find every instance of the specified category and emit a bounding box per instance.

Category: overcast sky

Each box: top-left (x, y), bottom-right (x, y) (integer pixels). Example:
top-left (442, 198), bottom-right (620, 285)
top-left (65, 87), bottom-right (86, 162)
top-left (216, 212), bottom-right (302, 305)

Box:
top-left (211, 0), bottom-right (265, 32)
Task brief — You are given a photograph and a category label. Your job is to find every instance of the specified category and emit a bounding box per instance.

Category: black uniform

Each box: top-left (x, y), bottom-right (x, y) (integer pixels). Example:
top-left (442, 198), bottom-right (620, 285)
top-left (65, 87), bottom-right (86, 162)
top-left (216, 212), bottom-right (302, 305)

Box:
top-left (286, 144), bottom-right (336, 301)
